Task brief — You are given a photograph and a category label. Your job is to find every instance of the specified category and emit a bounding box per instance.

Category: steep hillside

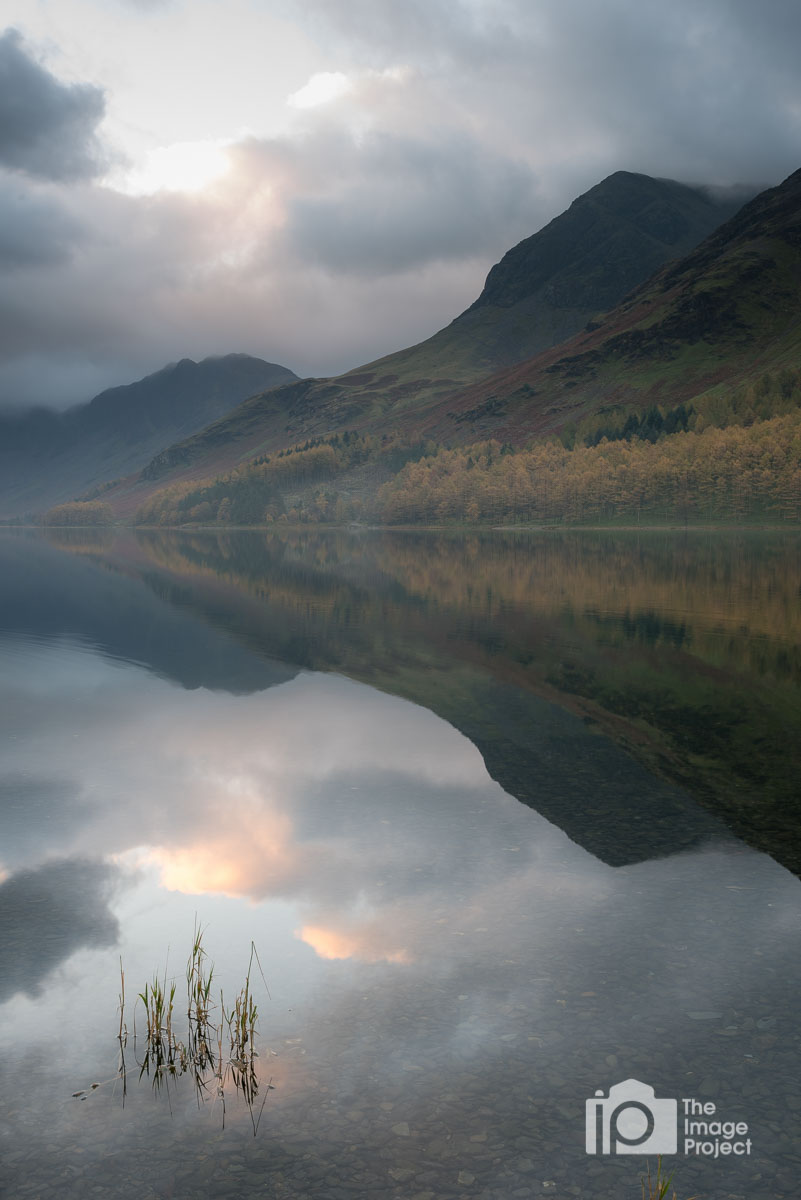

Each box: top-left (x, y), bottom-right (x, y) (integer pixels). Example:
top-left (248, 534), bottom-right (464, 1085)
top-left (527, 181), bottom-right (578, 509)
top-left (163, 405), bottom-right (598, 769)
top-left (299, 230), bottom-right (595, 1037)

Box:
top-left (420, 167), bottom-right (801, 444)
top-left (97, 172), bottom-right (744, 515)
top-left (0, 354), bottom-right (297, 517)
top-left (347, 170), bottom-right (746, 392)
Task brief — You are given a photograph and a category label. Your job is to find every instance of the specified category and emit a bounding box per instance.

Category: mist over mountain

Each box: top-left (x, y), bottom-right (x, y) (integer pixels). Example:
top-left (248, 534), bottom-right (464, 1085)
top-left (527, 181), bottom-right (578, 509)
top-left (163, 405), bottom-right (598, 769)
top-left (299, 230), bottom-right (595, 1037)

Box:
top-left (0, 354), bottom-right (297, 517)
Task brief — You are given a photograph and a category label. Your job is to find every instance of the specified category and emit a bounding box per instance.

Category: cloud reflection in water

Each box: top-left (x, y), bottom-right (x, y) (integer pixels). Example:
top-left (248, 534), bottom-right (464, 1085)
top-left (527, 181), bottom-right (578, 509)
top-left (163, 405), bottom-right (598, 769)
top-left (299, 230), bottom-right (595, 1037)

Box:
top-left (0, 857), bottom-right (120, 1002)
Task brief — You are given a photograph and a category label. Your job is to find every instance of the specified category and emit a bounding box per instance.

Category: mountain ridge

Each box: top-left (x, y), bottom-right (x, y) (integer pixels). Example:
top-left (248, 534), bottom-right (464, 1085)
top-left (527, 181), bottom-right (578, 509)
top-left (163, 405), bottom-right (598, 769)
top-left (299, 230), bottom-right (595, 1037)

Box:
top-left (421, 166), bottom-right (801, 444)
top-left (338, 170), bottom-right (749, 398)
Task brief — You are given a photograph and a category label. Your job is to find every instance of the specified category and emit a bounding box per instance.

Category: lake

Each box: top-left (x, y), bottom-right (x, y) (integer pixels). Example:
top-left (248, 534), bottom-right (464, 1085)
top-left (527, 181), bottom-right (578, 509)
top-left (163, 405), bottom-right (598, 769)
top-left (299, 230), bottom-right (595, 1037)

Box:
top-left (1, 527), bottom-right (800, 1199)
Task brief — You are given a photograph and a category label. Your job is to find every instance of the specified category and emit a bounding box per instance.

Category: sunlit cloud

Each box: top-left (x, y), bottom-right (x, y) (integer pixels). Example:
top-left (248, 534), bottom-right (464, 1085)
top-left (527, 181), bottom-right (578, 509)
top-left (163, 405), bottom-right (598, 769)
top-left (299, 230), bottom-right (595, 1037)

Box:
top-left (287, 71), bottom-right (352, 109)
top-left (110, 139), bottom-right (232, 196)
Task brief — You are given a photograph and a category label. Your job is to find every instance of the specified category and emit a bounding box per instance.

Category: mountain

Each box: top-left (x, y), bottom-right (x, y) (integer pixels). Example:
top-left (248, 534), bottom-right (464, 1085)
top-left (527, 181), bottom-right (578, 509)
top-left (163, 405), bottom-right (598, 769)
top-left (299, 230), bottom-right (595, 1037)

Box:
top-left (418, 167), bottom-right (801, 444)
top-left (90, 173), bottom-right (746, 514)
top-left (448, 171), bottom-right (751, 360)
top-left (0, 354), bottom-right (297, 517)
top-left (335, 171), bottom-right (747, 394)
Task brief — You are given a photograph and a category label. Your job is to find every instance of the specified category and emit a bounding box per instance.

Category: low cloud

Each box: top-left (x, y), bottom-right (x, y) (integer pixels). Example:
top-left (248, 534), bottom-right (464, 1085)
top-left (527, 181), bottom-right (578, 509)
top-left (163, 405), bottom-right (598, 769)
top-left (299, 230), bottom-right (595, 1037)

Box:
top-left (0, 182), bottom-right (85, 269)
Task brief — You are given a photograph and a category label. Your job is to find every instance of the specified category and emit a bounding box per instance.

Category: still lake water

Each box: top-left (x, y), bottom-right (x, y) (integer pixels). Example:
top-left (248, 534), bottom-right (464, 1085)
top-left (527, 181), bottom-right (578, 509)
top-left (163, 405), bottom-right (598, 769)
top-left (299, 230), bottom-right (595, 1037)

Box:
top-left (1, 527), bottom-right (800, 1199)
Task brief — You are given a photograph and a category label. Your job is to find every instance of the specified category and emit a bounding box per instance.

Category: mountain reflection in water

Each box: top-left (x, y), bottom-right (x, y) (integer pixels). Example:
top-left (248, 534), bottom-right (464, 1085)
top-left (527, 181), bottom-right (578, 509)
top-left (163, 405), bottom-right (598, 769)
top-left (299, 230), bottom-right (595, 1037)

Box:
top-left (0, 528), bottom-right (799, 1199)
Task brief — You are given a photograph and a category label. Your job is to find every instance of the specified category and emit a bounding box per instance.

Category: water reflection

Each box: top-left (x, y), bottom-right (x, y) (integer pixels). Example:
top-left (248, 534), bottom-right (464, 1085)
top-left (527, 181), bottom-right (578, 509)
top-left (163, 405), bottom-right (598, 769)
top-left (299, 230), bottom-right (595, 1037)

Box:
top-left (0, 530), bottom-right (800, 1198)
top-left (0, 858), bottom-right (120, 1002)
top-left (28, 524), bottom-right (801, 874)
top-left (0, 533), bottom-right (296, 694)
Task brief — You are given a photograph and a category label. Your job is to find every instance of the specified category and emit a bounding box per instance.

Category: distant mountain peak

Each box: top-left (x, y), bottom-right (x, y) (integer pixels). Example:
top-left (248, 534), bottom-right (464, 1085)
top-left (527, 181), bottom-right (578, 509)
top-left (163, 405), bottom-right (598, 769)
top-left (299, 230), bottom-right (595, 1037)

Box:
top-left (0, 353), bottom-right (298, 517)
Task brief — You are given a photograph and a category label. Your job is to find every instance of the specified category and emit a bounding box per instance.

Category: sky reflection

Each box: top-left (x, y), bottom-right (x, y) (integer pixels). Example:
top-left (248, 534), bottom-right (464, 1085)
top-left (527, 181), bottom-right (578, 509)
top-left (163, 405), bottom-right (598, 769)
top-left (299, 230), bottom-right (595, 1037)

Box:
top-left (1, 585), bottom-right (800, 1196)
top-left (2, 630), bottom-right (798, 1019)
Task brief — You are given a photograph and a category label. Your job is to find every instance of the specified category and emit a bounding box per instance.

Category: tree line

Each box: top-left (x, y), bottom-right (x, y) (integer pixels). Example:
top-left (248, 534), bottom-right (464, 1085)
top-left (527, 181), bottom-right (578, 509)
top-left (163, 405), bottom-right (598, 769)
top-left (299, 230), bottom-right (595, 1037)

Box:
top-left (131, 375), bottom-right (801, 527)
top-left (133, 431), bottom-right (435, 526)
top-left (377, 413), bottom-right (801, 524)
top-left (40, 500), bottom-right (115, 525)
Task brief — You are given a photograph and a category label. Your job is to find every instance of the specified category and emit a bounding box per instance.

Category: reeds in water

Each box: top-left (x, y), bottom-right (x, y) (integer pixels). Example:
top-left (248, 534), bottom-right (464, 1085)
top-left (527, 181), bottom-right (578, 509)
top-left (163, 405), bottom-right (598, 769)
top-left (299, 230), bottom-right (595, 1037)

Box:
top-left (222, 942), bottom-right (266, 1118)
top-left (111, 925), bottom-right (271, 1130)
top-left (137, 970), bottom-right (183, 1090)
top-left (186, 919), bottom-right (215, 1073)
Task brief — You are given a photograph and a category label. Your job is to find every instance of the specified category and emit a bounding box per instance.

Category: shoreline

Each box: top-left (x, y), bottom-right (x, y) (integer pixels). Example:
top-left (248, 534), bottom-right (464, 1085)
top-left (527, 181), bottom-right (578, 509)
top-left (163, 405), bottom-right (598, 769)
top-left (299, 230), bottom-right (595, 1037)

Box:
top-left (4, 520), bottom-right (800, 534)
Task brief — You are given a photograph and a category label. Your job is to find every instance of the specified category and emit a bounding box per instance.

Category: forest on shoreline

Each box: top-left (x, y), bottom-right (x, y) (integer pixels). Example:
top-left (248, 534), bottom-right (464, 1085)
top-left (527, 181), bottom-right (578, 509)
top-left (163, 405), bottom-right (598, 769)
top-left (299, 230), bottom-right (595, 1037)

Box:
top-left (31, 369), bottom-right (801, 528)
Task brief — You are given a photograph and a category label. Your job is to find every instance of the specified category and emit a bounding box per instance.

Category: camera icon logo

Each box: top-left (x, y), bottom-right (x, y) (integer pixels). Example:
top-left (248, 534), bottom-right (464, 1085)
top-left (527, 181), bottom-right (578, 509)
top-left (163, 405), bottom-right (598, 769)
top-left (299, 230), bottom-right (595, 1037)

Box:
top-left (586, 1078), bottom-right (677, 1155)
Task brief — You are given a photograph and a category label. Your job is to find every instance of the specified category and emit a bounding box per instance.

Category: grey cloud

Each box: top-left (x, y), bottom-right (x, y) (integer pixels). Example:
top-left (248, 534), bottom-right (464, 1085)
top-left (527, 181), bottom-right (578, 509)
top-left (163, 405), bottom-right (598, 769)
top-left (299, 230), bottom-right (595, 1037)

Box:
top-left (285, 130), bottom-right (538, 275)
top-left (519, 0), bottom-right (801, 186)
top-left (0, 159), bottom-right (498, 403)
top-left (0, 29), bottom-right (106, 181)
top-left (0, 183), bottom-right (85, 269)
top-left (0, 186), bottom-right (217, 400)
top-left (297, 0), bottom-right (801, 189)
top-left (291, 0), bottom-right (519, 67)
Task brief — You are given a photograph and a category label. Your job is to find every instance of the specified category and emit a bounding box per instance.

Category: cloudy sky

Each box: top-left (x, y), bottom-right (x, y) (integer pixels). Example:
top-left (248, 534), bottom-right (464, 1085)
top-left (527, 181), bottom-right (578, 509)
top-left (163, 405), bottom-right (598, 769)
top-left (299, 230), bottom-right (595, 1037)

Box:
top-left (0, 0), bottom-right (799, 409)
